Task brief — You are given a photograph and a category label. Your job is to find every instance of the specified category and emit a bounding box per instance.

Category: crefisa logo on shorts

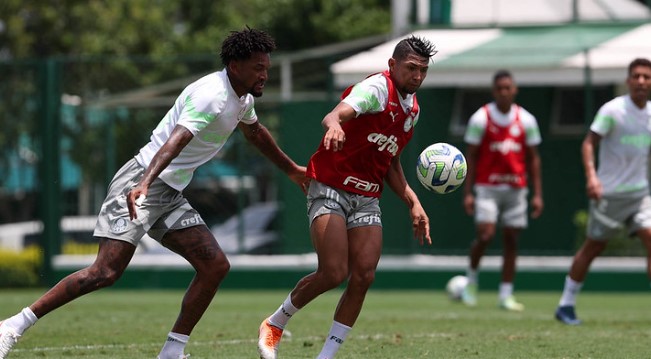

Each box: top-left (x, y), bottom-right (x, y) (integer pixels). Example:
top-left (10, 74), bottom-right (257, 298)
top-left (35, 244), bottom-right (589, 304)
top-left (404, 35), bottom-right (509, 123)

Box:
top-left (110, 218), bottom-right (129, 234)
top-left (181, 213), bottom-right (204, 227)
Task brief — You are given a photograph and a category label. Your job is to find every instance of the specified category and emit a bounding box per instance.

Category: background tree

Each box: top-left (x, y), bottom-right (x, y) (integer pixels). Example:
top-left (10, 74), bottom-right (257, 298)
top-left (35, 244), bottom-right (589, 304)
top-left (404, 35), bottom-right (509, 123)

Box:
top-left (0, 0), bottom-right (391, 222)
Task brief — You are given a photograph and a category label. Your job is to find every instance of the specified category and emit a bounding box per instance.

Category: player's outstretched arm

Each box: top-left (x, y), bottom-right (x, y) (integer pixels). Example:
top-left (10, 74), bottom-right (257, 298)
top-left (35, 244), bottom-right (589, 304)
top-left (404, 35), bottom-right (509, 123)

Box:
top-left (321, 102), bottom-right (356, 152)
top-left (386, 155), bottom-right (431, 245)
top-left (239, 121), bottom-right (308, 193)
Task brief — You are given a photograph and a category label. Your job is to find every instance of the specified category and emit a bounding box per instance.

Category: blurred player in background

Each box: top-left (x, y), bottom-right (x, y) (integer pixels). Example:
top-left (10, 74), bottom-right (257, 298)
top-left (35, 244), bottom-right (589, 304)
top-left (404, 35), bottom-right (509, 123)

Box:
top-left (257, 35), bottom-right (436, 359)
top-left (461, 70), bottom-right (543, 311)
top-left (0, 27), bottom-right (308, 359)
top-left (555, 58), bottom-right (651, 325)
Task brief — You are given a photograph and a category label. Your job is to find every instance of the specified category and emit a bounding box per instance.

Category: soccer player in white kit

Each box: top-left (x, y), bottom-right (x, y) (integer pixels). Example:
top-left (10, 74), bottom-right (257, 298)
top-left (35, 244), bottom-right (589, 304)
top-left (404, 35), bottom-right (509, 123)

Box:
top-left (0, 28), bottom-right (308, 359)
top-left (555, 58), bottom-right (651, 325)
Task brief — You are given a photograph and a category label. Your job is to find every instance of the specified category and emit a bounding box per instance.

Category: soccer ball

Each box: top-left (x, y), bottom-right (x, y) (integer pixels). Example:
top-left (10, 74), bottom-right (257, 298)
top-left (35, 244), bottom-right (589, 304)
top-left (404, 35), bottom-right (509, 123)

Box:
top-left (416, 142), bottom-right (467, 194)
top-left (446, 275), bottom-right (468, 301)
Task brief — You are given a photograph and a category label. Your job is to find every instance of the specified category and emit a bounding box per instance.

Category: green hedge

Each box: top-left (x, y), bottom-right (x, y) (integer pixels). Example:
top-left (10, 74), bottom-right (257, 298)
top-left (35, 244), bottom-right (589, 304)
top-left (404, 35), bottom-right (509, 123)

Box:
top-left (0, 246), bottom-right (42, 287)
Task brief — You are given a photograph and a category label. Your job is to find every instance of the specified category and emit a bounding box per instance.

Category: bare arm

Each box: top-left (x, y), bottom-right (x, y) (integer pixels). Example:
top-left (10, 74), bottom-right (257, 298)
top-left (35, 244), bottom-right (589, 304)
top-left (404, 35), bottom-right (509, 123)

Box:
top-left (582, 131), bottom-right (602, 200)
top-left (386, 155), bottom-right (431, 245)
top-left (321, 102), bottom-right (357, 152)
top-left (238, 121), bottom-right (308, 192)
top-left (526, 145), bottom-right (544, 219)
top-left (127, 125), bottom-right (194, 219)
top-left (462, 144), bottom-right (479, 216)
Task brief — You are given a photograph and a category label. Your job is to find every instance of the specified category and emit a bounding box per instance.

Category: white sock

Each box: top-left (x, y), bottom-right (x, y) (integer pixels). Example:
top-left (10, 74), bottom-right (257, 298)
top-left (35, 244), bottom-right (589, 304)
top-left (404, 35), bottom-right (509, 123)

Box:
top-left (2, 307), bottom-right (38, 335)
top-left (559, 275), bottom-right (583, 307)
top-left (499, 282), bottom-right (514, 301)
top-left (268, 294), bottom-right (299, 329)
top-left (466, 268), bottom-right (478, 285)
top-left (316, 321), bottom-right (351, 359)
top-left (158, 332), bottom-right (189, 359)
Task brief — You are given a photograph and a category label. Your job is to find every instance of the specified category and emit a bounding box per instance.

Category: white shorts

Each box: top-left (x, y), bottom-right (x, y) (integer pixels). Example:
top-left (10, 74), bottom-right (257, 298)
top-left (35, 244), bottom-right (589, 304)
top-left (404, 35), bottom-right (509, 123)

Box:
top-left (93, 158), bottom-right (205, 245)
top-left (307, 180), bottom-right (382, 229)
top-left (587, 193), bottom-right (651, 240)
top-left (474, 185), bottom-right (528, 228)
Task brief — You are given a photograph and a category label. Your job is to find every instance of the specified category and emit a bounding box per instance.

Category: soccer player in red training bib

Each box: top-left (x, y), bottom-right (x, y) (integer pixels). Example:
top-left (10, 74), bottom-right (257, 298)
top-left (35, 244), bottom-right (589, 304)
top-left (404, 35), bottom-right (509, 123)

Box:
top-left (257, 35), bottom-right (436, 359)
top-left (460, 70), bottom-right (543, 311)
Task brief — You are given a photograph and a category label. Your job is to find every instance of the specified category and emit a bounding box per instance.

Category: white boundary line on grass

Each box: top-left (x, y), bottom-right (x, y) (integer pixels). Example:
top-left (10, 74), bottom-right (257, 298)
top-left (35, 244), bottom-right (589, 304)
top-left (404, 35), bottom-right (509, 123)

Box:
top-left (53, 254), bottom-right (647, 272)
top-left (12, 332), bottom-right (454, 354)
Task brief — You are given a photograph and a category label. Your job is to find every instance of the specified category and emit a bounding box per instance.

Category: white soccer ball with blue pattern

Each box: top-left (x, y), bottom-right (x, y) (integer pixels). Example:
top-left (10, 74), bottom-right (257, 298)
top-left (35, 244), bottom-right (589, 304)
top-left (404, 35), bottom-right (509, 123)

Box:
top-left (416, 142), bottom-right (467, 194)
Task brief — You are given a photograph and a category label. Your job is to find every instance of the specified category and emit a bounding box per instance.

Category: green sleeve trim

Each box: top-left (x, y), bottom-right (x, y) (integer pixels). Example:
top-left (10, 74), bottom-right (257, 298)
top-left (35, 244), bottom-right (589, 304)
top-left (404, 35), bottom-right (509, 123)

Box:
top-left (348, 85), bottom-right (382, 113)
top-left (593, 114), bottom-right (615, 131)
top-left (184, 95), bottom-right (216, 129)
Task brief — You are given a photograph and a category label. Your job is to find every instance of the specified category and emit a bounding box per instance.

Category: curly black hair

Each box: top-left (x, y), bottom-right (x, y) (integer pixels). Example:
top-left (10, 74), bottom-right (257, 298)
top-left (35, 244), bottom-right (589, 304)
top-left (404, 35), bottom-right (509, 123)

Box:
top-left (392, 35), bottom-right (437, 61)
top-left (219, 26), bottom-right (276, 66)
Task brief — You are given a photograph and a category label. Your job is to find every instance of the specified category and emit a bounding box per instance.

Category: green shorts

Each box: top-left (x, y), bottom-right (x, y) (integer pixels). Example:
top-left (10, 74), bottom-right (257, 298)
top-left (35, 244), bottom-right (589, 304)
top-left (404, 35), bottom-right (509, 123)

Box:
top-left (93, 158), bottom-right (205, 245)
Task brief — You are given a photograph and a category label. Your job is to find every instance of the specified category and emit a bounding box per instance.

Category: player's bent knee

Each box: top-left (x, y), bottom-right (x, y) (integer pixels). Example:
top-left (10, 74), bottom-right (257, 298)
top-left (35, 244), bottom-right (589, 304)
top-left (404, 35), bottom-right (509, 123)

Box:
top-left (197, 257), bottom-right (230, 280)
top-left (316, 268), bottom-right (347, 289)
top-left (349, 269), bottom-right (376, 288)
top-left (87, 266), bottom-right (123, 288)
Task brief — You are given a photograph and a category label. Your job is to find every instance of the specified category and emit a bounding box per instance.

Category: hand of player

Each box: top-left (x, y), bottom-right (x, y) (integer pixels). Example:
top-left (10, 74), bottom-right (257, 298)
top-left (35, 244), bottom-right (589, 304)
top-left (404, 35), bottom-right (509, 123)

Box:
top-left (586, 176), bottom-right (602, 201)
top-left (411, 205), bottom-right (431, 246)
top-left (323, 125), bottom-right (346, 152)
top-left (463, 193), bottom-right (475, 216)
top-left (289, 165), bottom-right (310, 194)
top-left (530, 194), bottom-right (544, 219)
top-left (126, 187), bottom-right (148, 220)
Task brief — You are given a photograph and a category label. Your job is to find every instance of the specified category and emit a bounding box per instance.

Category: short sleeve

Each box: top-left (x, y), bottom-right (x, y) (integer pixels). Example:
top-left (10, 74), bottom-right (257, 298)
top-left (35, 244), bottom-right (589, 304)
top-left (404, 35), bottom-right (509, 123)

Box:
top-left (342, 74), bottom-right (388, 116)
top-left (177, 91), bottom-right (220, 135)
top-left (519, 108), bottom-right (542, 146)
top-left (239, 95), bottom-right (258, 125)
top-left (590, 103), bottom-right (615, 136)
top-left (464, 108), bottom-right (487, 145)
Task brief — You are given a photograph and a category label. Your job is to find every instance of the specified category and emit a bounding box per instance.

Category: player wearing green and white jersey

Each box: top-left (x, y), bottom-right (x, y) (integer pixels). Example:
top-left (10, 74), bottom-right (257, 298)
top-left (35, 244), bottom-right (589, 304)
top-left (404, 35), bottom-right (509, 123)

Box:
top-left (588, 95), bottom-right (651, 196)
top-left (0, 28), bottom-right (308, 359)
top-left (135, 69), bottom-right (258, 191)
top-left (555, 58), bottom-right (651, 326)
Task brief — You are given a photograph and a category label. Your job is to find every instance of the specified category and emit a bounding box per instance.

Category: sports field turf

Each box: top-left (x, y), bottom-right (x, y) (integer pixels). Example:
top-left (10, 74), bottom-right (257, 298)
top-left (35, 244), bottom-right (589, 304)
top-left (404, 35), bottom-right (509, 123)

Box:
top-left (1, 289), bottom-right (650, 358)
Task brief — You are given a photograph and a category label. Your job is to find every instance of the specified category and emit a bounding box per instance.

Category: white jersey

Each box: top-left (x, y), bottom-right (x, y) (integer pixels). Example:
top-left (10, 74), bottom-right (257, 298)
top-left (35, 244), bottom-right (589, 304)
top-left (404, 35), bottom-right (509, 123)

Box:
top-left (590, 95), bottom-right (651, 195)
top-left (464, 102), bottom-right (541, 146)
top-left (135, 69), bottom-right (257, 191)
top-left (343, 73), bottom-right (420, 125)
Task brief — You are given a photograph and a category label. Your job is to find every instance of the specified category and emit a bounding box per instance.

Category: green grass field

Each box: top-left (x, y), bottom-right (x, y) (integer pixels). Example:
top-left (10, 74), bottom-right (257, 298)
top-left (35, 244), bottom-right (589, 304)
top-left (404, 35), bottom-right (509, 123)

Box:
top-left (1, 289), bottom-right (650, 358)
